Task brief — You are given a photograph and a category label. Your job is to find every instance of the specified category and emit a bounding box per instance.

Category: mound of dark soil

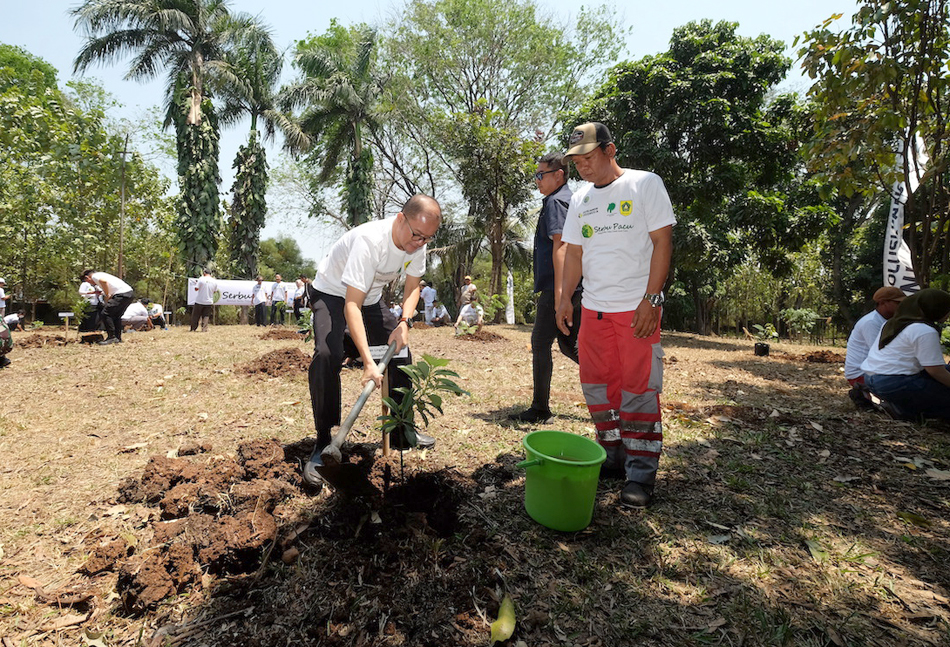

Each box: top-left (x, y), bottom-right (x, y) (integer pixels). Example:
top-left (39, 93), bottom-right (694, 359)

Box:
top-left (16, 334), bottom-right (73, 348)
top-left (457, 330), bottom-right (503, 342)
top-left (779, 349), bottom-right (846, 363)
top-left (87, 439), bottom-right (300, 614)
top-left (259, 329), bottom-right (304, 341)
top-left (241, 347), bottom-right (311, 377)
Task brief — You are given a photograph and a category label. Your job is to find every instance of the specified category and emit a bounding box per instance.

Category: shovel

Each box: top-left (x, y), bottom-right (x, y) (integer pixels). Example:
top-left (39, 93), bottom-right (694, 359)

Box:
top-left (301, 341), bottom-right (398, 496)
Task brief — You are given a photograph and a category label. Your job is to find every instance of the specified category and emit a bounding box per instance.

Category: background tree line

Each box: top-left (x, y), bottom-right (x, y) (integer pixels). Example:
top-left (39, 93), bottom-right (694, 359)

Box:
top-left (3, 0), bottom-right (946, 335)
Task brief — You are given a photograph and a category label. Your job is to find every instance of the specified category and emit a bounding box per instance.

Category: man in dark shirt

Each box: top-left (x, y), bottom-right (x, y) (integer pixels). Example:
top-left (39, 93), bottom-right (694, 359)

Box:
top-left (509, 152), bottom-right (581, 423)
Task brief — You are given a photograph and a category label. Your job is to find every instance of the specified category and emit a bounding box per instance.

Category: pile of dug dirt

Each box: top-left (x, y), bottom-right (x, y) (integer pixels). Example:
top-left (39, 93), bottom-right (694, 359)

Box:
top-left (259, 329), bottom-right (304, 341)
top-left (83, 439), bottom-right (300, 614)
top-left (779, 349), bottom-right (846, 363)
top-left (241, 347), bottom-right (311, 377)
top-left (16, 334), bottom-right (74, 348)
top-left (457, 330), bottom-right (503, 343)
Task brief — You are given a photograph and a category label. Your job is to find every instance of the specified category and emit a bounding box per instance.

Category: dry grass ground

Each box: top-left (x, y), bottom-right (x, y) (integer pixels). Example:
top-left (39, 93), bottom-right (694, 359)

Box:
top-left (0, 323), bottom-right (949, 646)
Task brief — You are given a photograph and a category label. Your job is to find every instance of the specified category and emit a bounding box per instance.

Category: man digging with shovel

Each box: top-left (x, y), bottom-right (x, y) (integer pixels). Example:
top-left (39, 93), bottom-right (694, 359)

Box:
top-left (303, 194), bottom-right (442, 489)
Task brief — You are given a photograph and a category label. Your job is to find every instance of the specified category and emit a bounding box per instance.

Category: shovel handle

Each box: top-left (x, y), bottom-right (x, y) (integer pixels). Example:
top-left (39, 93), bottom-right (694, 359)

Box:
top-left (326, 341), bottom-right (399, 453)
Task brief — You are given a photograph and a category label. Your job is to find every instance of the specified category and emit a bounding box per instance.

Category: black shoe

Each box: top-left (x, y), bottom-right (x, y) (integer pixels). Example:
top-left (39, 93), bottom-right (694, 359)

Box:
top-left (98, 338), bottom-right (118, 346)
top-left (301, 443), bottom-right (327, 491)
top-left (389, 429), bottom-right (436, 451)
top-left (507, 408), bottom-right (552, 423)
top-left (599, 465), bottom-right (625, 480)
top-left (0, 356), bottom-right (10, 368)
top-left (620, 481), bottom-right (654, 508)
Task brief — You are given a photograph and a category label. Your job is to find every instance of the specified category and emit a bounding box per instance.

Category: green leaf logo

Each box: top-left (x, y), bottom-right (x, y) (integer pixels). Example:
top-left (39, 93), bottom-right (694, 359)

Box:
top-left (581, 224), bottom-right (594, 238)
top-left (607, 202), bottom-right (616, 213)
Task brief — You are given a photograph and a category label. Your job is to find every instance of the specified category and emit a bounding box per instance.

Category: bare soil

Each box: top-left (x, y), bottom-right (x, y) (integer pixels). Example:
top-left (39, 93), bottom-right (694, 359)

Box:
top-left (1, 325), bottom-right (948, 646)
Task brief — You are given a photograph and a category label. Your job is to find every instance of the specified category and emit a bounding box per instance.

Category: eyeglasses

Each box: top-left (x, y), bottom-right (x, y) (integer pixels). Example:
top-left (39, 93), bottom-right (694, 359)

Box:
top-left (404, 216), bottom-right (436, 243)
top-left (534, 169), bottom-right (560, 181)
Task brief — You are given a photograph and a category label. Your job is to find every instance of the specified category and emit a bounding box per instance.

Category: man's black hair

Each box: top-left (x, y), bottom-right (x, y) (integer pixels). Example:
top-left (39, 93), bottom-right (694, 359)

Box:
top-left (539, 151), bottom-right (569, 176)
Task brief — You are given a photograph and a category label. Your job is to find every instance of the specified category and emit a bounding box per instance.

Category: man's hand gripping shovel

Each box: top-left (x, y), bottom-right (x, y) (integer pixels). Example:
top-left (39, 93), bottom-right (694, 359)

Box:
top-left (301, 341), bottom-right (398, 497)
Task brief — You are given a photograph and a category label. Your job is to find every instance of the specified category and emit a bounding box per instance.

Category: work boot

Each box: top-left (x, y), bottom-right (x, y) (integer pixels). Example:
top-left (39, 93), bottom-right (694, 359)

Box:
top-left (507, 407), bottom-right (552, 423)
top-left (620, 481), bottom-right (654, 508)
top-left (389, 428), bottom-right (436, 451)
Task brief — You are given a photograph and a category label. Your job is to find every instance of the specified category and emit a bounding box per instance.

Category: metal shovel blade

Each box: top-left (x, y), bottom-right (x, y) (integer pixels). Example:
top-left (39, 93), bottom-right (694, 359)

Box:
top-left (301, 341), bottom-right (398, 497)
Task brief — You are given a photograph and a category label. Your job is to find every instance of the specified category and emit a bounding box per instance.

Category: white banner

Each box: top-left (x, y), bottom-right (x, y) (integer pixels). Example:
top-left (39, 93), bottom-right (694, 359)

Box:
top-left (884, 144), bottom-right (922, 294)
top-left (186, 279), bottom-right (297, 306)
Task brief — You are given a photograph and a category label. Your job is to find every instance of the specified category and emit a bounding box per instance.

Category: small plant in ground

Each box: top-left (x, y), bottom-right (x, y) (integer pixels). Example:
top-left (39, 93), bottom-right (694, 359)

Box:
top-left (379, 354), bottom-right (467, 448)
top-left (456, 321), bottom-right (478, 336)
top-left (28, 320), bottom-right (44, 330)
top-left (751, 323), bottom-right (778, 342)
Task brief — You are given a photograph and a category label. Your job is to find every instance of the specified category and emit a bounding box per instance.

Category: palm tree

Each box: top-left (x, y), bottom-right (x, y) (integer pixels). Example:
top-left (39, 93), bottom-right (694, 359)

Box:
top-left (217, 27), bottom-right (282, 281)
top-left (279, 23), bottom-right (384, 227)
top-left (72, 0), bottom-right (270, 275)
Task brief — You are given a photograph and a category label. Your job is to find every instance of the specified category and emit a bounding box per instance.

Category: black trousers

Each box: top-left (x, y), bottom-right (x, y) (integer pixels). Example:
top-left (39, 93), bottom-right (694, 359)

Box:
top-left (308, 291), bottom-right (412, 443)
top-left (531, 289), bottom-right (581, 411)
top-left (270, 302), bottom-right (285, 325)
top-left (190, 303), bottom-right (213, 331)
top-left (254, 302), bottom-right (267, 326)
top-left (103, 292), bottom-right (134, 340)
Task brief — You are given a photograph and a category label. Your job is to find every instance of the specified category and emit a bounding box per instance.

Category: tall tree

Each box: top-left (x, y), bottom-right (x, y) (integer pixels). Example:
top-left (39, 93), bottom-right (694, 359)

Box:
top-left (280, 21), bottom-right (383, 227)
top-left (798, 0), bottom-right (950, 288)
top-left (386, 0), bottom-right (624, 296)
top-left (218, 26), bottom-right (281, 279)
top-left (571, 20), bottom-right (822, 333)
top-left (72, 0), bottom-right (269, 275)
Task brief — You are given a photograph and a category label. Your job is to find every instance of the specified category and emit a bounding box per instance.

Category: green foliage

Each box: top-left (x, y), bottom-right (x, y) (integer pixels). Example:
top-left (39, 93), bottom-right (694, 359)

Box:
top-left (174, 92), bottom-right (222, 276)
top-left (570, 20), bottom-right (817, 334)
top-left (941, 326), bottom-right (950, 354)
top-left (379, 355), bottom-right (467, 448)
top-left (752, 324), bottom-right (778, 342)
top-left (229, 131), bottom-right (268, 278)
top-left (780, 308), bottom-right (820, 338)
top-left (257, 237), bottom-right (316, 280)
top-left (797, 0), bottom-right (950, 286)
top-left (479, 293), bottom-right (507, 322)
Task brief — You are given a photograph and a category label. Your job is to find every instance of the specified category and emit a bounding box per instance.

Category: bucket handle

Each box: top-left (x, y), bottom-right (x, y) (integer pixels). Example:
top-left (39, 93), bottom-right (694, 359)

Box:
top-left (516, 458), bottom-right (542, 469)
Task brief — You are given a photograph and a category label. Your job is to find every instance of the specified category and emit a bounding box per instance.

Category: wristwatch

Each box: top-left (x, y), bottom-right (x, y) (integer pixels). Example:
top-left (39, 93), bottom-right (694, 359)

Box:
top-left (398, 317), bottom-right (413, 329)
top-left (644, 293), bottom-right (664, 308)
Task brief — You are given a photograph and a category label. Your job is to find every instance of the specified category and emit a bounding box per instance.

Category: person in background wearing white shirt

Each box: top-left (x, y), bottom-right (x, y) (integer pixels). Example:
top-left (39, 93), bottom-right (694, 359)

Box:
top-left (844, 286), bottom-right (905, 409)
top-left (4, 310), bottom-right (25, 332)
top-left (430, 299), bottom-right (452, 326)
top-left (0, 278), bottom-right (9, 318)
top-left (78, 277), bottom-right (103, 338)
top-left (190, 268), bottom-right (217, 332)
top-left (862, 288), bottom-right (950, 421)
top-left (269, 274), bottom-right (287, 326)
top-left (420, 280), bottom-right (437, 324)
top-left (81, 269), bottom-right (135, 345)
top-left (122, 300), bottom-right (152, 331)
top-left (455, 294), bottom-right (484, 332)
top-left (252, 276), bottom-right (267, 326)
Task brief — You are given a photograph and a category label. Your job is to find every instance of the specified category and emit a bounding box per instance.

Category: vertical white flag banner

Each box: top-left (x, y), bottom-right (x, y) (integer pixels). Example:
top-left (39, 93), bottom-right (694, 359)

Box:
top-left (883, 140), bottom-right (924, 294)
top-left (505, 270), bottom-right (515, 324)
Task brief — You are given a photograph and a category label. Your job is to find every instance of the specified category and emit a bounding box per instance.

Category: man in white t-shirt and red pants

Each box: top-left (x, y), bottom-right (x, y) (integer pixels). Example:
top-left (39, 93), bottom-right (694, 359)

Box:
top-left (81, 269), bottom-right (135, 345)
top-left (304, 195), bottom-right (442, 486)
top-left (557, 122), bottom-right (676, 508)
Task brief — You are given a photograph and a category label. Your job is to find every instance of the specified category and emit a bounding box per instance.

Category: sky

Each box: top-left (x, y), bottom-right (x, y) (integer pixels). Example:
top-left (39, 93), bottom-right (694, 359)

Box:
top-left (2, 0), bottom-right (858, 263)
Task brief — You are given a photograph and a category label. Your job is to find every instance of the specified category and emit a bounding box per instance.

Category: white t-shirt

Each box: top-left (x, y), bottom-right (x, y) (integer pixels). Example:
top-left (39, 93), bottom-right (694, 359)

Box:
top-left (458, 304), bottom-right (483, 325)
top-left (862, 323), bottom-right (946, 376)
top-left (421, 285), bottom-right (437, 306)
top-left (91, 272), bottom-right (132, 296)
top-left (313, 218), bottom-right (426, 306)
top-left (3, 313), bottom-right (18, 325)
top-left (122, 302), bottom-right (149, 321)
top-left (562, 169), bottom-right (676, 312)
top-left (79, 281), bottom-right (102, 306)
top-left (844, 309), bottom-right (886, 379)
top-left (271, 281), bottom-right (287, 302)
top-left (252, 283), bottom-right (266, 305)
top-left (390, 304), bottom-right (403, 318)
top-left (147, 303), bottom-right (163, 317)
top-left (194, 275), bottom-right (217, 305)
top-left (432, 304), bottom-right (449, 319)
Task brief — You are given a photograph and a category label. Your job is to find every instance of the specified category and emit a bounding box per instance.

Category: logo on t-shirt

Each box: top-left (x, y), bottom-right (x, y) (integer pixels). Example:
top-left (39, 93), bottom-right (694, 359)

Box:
top-left (620, 200), bottom-right (632, 216)
top-left (581, 224), bottom-right (594, 238)
top-left (583, 195), bottom-right (590, 204)
top-left (607, 202), bottom-right (616, 214)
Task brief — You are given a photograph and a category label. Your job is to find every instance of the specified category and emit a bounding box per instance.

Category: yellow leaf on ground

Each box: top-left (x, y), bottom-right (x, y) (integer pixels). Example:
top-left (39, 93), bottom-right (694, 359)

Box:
top-left (896, 511), bottom-right (931, 527)
top-left (490, 594), bottom-right (515, 644)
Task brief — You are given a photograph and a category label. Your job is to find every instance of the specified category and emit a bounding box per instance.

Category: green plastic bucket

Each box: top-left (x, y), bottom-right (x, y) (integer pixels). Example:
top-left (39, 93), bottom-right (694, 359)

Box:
top-left (517, 430), bottom-right (607, 532)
